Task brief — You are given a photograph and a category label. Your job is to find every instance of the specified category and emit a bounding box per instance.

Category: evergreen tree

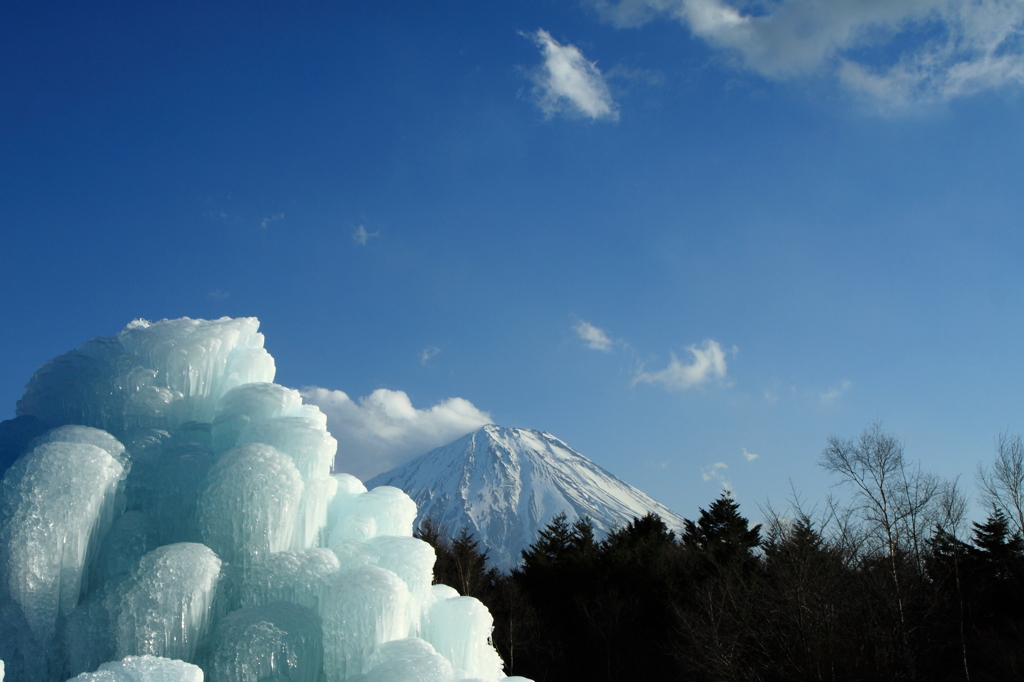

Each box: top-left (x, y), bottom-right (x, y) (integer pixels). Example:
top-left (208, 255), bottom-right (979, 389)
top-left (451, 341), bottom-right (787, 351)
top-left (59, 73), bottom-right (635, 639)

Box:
top-left (675, 492), bottom-right (764, 681)
top-left (682, 491), bottom-right (762, 569)
top-left (519, 512), bottom-right (598, 571)
top-left (416, 520), bottom-right (499, 600)
top-left (972, 509), bottom-right (1024, 565)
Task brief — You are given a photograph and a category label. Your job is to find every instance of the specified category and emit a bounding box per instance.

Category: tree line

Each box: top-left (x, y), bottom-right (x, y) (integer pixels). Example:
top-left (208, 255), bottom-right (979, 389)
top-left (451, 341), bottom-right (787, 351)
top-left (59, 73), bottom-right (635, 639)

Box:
top-left (418, 424), bottom-right (1024, 682)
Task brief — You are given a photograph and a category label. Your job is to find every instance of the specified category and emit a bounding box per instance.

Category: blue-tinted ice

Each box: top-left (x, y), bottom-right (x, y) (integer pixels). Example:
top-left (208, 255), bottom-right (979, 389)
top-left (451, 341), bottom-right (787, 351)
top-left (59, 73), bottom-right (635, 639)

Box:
top-left (0, 317), bottom-right (527, 682)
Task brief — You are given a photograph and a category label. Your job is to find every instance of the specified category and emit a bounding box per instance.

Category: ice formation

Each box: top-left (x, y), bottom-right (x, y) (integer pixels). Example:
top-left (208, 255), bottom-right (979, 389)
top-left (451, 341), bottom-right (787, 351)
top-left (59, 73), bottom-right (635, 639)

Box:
top-left (0, 317), bottom-right (527, 682)
top-left (68, 655), bottom-right (203, 682)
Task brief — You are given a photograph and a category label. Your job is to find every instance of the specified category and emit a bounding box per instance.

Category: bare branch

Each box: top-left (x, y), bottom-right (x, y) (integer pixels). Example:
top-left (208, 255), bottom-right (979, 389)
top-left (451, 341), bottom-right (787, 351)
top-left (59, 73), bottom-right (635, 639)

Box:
top-left (976, 432), bottom-right (1024, 536)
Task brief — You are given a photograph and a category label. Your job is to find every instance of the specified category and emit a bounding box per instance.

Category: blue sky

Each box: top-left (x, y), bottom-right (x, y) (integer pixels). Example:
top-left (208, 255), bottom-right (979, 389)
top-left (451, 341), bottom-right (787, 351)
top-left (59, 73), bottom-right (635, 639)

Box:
top-left (3, 0), bottom-right (1024, 522)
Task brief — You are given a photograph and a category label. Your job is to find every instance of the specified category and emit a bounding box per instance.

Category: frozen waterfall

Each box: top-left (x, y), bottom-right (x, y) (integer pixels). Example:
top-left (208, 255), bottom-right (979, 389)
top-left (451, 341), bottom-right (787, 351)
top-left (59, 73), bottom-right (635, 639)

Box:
top-left (0, 317), bottom-right (523, 682)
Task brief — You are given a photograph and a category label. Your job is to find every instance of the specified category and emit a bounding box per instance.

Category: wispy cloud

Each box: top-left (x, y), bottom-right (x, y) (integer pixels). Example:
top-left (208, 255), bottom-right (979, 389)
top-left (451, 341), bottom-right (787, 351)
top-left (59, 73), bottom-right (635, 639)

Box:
top-left (302, 387), bottom-right (492, 481)
top-left (633, 339), bottom-right (730, 390)
top-left (702, 461), bottom-right (731, 490)
top-left (526, 29), bottom-right (619, 121)
top-left (574, 320), bottom-right (615, 351)
top-left (588, 0), bottom-right (1024, 108)
top-left (742, 447), bottom-right (759, 462)
top-left (353, 225), bottom-right (380, 246)
top-left (207, 289), bottom-right (230, 300)
top-left (420, 346), bottom-right (440, 365)
top-left (821, 379), bottom-right (853, 404)
top-left (261, 213), bottom-right (284, 229)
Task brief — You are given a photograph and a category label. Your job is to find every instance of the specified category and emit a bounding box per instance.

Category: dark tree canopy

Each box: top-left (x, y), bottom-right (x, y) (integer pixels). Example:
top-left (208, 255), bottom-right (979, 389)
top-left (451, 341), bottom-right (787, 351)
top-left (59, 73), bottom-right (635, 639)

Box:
top-left (417, 429), bottom-right (1024, 682)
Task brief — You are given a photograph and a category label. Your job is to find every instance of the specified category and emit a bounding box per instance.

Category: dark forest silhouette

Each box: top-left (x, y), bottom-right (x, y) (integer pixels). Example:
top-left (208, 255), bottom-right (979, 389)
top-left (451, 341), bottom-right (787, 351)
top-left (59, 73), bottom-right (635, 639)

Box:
top-left (419, 425), bottom-right (1024, 682)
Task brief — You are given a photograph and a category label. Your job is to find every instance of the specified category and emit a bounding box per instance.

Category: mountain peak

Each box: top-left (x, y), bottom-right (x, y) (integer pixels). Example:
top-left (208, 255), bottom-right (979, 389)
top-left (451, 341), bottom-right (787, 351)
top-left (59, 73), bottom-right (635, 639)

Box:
top-left (367, 424), bottom-right (686, 571)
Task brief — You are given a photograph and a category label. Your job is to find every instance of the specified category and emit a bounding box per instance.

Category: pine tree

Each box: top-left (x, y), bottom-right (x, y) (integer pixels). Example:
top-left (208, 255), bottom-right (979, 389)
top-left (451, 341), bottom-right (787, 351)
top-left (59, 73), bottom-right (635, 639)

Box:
top-left (972, 509), bottom-right (1024, 563)
top-left (682, 491), bottom-right (762, 567)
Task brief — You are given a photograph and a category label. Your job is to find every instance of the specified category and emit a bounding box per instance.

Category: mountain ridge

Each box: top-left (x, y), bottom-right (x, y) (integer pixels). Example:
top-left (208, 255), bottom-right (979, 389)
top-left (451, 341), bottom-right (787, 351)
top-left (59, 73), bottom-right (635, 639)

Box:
top-left (366, 424), bottom-right (687, 571)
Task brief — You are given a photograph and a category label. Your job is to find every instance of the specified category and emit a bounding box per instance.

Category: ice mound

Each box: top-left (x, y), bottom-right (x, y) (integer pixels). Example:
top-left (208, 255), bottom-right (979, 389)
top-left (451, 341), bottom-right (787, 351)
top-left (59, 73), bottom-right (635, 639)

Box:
top-left (17, 318), bottom-right (274, 437)
top-left (238, 549), bottom-right (341, 614)
top-left (356, 638), bottom-right (453, 682)
top-left (0, 317), bottom-right (524, 682)
top-left (198, 601), bottom-right (322, 682)
top-left (68, 655), bottom-right (202, 682)
top-left (327, 485), bottom-right (418, 545)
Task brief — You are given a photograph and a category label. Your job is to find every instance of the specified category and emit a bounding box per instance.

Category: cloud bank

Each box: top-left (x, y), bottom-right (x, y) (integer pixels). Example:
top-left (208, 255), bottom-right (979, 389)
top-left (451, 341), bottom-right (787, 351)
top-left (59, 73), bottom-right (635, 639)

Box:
top-left (589, 0), bottom-right (1024, 107)
top-left (302, 387), bottom-right (492, 481)
top-left (633, 339), bottom-right (730, 389)
top-left (527, 29), bottom-right (620, 120)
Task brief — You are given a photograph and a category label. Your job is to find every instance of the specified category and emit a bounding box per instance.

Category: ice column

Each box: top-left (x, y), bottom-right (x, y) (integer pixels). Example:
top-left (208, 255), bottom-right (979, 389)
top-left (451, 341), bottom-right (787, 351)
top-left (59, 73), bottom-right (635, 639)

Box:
top-left (321, 565), bottom-right (412, 681)
top-left (212, 384), bottom-right (338, 550)
top-left (196, 443), bottom-right (303, 568)
top-left (0, 430), bottom-right (125, 644)
top-left (366, 536), bottom-right (437, 633)
top-left (423, 596), bottom-right (505, 681)
top-left (116, 543), bottom-right (222, 662)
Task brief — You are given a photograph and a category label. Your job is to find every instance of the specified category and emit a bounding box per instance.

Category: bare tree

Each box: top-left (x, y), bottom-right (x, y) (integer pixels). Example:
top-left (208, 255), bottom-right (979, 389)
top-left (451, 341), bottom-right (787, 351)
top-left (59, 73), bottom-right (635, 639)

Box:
top-left (820, 423), bottom-right (943, 681)
top-left (936, 478), bottom-right (972, 682)
top-left (976, 432), bottom-right (1024, 537)
top-left (821, 424), bottom-right (942, 563)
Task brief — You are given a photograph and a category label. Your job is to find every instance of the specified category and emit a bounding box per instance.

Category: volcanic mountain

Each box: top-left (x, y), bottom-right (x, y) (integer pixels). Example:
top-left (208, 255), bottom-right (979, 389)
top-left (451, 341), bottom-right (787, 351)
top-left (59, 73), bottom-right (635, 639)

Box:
top-left (366, 424), bottom-right (687, 571)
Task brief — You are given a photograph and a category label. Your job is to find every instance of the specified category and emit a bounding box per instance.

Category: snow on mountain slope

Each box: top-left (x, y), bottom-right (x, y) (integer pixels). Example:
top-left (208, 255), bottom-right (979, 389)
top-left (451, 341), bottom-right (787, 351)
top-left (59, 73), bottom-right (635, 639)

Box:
top-left (365, 424), bottom-right (687, 572)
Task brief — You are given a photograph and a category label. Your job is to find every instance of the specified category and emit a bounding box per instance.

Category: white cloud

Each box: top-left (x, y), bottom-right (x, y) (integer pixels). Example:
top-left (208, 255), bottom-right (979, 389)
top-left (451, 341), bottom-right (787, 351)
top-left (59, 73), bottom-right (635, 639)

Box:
top-left (820, 379), bottom-right (853, 404)
top-left (742, 447), bottom-right (759, 461)
top-left (588, 0), bottom-right (1024, 107)
top-left (420, 346), bottom-right (440, 365)
top-left (353, 225), bottom-right (380, 246)
top-left (574, 320), bottom-right (615, 351)
top-left (763, 390), bottom-right (779, 404)
top-left (633, 339), bottom-right (730, 390)
top-left (261, 213), bottom-right (285, 229)
top-left (302, 387), bottom-right (492, 481)
top-left (702, 461), bottom-right (731, 490)
top-left (527, 29), bottom-right (620, 121)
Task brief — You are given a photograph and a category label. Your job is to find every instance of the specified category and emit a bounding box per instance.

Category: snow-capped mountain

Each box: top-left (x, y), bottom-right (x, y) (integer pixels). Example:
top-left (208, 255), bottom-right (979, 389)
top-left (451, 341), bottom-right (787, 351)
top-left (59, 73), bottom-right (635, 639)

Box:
top-left (366, 424), bottom-right (687, 572)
